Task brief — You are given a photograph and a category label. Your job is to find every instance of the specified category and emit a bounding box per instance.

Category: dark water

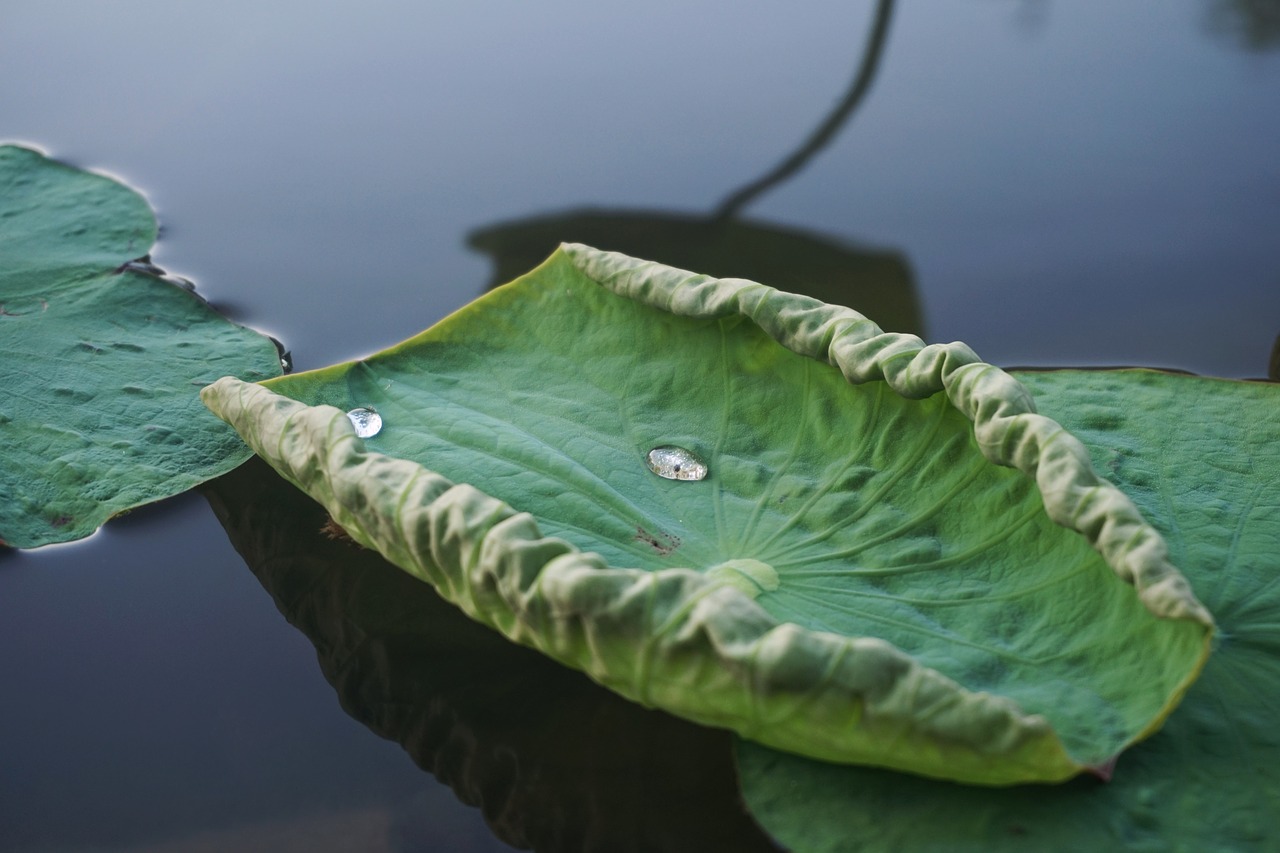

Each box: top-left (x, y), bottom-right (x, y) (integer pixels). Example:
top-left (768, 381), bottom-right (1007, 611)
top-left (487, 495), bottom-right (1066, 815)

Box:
top-left (2, 1), bottom-right (1278, 850)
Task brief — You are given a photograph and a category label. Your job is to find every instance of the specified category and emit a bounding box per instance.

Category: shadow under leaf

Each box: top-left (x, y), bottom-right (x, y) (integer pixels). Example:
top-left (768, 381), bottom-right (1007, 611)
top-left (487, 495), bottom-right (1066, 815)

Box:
top-left (469, 211), bottom-right (922, 340)
top-left (201, 457), bottom-right (780, 853)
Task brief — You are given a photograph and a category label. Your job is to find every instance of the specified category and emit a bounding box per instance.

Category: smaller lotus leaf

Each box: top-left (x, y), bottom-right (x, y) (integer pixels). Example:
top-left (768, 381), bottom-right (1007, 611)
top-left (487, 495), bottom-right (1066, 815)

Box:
top-left (0, 145), bottom-right (283, 548)
top-left (202, 245), bottom-right (1211, 785)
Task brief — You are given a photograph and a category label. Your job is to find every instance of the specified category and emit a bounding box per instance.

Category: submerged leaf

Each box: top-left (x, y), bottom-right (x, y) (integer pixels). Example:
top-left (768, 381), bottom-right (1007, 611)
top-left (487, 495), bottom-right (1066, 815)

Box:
top-left (0, 145), bottom-right (283, 548)
top-left (736, 369), bottom-right (1280, 851)
top-left (202, 245), bottom-right (1211, 785)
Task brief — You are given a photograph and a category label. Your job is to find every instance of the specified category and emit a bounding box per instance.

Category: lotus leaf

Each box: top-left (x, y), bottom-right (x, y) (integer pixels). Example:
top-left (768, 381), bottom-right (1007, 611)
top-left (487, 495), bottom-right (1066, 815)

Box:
top-left (202, 245), bottom-right (1211, 785)
top-left (736, 369), bottom-right (1280, 851)
top-left (0, 145), bottom-right (283, 548)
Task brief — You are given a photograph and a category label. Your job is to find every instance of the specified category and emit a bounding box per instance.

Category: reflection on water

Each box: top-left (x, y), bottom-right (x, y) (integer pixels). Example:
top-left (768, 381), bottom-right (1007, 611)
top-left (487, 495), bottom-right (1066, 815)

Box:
top-left (470, 0), bottom-right (921, 341)
top-left (1204, 0), bottom-right (1280, 50)
top-left (470, 212), bottom-right (922, 337)
top-left (712, 0), bottom-right (895, 222)
top-left (202, 459), bottom-right (780, 853)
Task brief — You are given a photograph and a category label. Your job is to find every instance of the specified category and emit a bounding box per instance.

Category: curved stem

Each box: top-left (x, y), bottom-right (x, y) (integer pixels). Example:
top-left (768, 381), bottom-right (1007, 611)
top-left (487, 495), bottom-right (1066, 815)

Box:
top-left (713, 0), bottom-right (896, 222)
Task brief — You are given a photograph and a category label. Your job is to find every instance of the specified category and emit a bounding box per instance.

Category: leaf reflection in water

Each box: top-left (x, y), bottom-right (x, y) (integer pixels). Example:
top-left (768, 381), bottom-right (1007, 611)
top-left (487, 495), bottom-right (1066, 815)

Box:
top-left (202, 458), bottom-right (780, 853)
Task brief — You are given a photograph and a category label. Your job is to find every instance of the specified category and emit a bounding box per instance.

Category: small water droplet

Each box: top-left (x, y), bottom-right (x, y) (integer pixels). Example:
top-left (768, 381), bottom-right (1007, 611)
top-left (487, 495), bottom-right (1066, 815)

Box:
top-left (646, 445), bottom-right (707, 481)
top-left (346, 407), bottom-right (383, 438)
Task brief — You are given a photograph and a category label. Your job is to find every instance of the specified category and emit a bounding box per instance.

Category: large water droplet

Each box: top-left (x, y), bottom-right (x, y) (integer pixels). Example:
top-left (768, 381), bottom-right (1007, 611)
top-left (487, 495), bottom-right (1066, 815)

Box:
top-left (646, 445), bottom-right (707, 481)
top-left (346, 407), bottom-right (382, 438)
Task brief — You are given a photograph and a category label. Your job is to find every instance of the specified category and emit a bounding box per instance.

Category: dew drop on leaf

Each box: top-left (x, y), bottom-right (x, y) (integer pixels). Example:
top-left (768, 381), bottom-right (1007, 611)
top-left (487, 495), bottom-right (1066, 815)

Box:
top-left (646, 445), bottom-right (708, 481)
top-left (346, 407), bottom-right (382, 438)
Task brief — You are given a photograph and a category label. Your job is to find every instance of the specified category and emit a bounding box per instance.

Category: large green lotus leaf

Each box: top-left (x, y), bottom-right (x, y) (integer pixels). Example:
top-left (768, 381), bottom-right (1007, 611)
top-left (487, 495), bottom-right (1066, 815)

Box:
top-left (202, 245), bottom-right (1212, 785)
top-left (737, 369), bottom-right (1280, 851)
top-left (0, 145), bottom-right (283, 548)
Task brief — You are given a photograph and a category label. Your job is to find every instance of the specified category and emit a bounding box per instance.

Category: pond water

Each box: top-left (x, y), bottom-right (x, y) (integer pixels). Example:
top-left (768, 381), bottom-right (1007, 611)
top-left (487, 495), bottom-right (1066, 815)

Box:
top-left (2, 1), bottom-right (1278, 850)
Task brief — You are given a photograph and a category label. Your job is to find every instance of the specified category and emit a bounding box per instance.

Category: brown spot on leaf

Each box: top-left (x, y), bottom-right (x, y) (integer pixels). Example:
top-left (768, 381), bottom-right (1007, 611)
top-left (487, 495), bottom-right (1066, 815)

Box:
top-left (634, 525), bottom-right (681, 556)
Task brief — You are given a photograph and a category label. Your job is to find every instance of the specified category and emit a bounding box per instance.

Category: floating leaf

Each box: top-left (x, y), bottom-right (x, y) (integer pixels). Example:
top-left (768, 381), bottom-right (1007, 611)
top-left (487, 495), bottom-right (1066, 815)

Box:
top-left (202, 245), bottom-right (1211, 785)
top-left (736, 369), bottom-right (1280, 851)
top-left (0, 145), bottom-right (283, 548)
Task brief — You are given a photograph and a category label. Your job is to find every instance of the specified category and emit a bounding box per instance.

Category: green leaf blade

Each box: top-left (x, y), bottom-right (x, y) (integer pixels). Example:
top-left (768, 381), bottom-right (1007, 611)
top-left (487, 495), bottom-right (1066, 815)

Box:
top-left (203, 247), bottom-right (1210, 785)
top-left (0, 145), bottom-right (284, 548)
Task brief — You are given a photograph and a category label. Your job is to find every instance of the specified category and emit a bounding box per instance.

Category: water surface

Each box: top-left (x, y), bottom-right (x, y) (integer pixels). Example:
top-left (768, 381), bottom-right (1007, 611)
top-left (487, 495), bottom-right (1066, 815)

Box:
top-left (2, 1), bottom-right (1277, 849)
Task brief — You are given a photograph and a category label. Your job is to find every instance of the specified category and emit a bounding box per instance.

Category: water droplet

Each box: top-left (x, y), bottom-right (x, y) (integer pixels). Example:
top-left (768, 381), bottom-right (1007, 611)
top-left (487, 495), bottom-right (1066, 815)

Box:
top-left (346, 407), bottom-right (382, 438)
top-left (646, 445), bottom-right (707, 481)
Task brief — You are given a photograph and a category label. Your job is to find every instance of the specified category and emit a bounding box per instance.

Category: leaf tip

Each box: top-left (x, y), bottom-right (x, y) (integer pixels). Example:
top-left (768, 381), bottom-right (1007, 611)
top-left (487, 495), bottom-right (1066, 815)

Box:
top-left (1086, 756), bottom-right (1117, 782)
